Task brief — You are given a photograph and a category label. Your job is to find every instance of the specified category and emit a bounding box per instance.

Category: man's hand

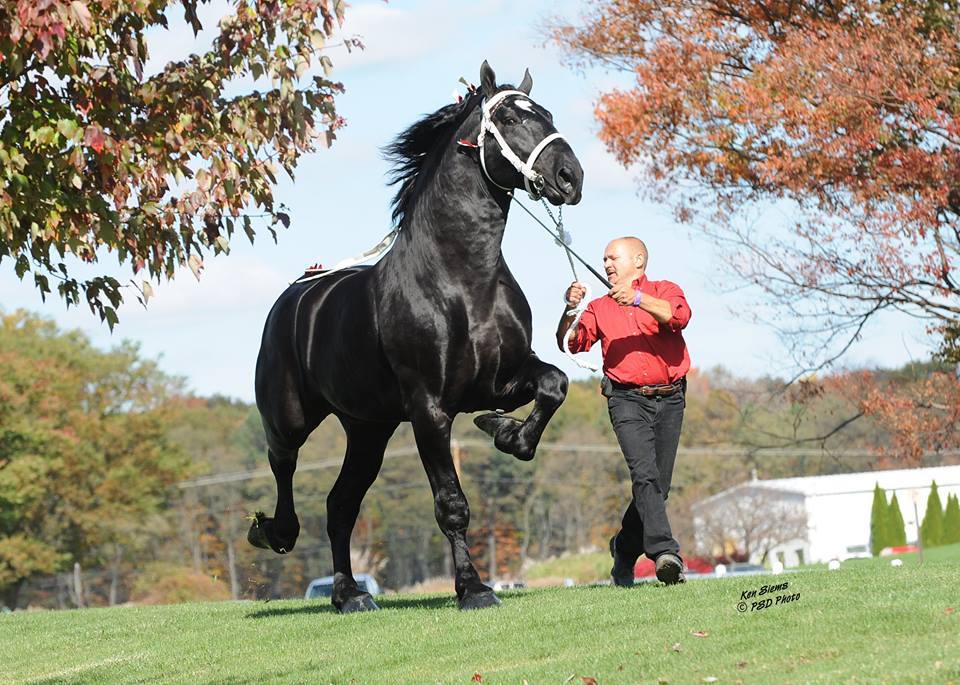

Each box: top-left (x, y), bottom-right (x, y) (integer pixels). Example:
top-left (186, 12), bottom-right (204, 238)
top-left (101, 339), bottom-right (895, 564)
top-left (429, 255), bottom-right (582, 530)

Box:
top-left (608, 279), bottom-right (637, 306)
top-left (565, 281), bottom-right (587, 307)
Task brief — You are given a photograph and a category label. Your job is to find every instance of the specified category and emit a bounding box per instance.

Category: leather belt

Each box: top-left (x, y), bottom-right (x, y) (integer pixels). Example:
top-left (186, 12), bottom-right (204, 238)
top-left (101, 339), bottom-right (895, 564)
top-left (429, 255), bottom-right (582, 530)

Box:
top-left (609, 377), bottom-right (685, 397)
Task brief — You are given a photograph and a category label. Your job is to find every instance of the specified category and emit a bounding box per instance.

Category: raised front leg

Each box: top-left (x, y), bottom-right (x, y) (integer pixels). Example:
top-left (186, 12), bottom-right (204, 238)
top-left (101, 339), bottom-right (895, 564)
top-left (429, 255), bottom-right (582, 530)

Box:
top-left (409, 400), bottom-right (500, 610)
top-left (474, 355), bottom-right (568, 461)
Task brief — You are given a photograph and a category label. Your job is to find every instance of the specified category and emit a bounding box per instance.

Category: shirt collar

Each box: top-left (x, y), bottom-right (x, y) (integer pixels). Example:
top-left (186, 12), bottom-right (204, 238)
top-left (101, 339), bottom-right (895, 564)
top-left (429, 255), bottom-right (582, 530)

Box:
top-left (631, 274), bottom-right (649, 289)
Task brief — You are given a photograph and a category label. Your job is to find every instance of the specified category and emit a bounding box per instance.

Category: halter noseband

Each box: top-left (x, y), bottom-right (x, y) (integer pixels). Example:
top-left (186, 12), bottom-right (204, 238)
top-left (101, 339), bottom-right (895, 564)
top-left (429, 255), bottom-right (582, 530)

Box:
top-left (476, 89), bottom-right (566, 201)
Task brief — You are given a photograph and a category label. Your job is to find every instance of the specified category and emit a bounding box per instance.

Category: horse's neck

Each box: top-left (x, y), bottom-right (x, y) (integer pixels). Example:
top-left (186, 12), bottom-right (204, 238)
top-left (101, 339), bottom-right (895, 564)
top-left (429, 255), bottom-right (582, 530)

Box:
top-left (391, 143), bottom-right (510, 281)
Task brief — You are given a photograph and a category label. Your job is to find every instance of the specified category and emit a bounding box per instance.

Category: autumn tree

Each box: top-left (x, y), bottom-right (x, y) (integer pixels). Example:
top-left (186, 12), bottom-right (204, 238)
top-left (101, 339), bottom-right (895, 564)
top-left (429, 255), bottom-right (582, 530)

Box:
top-left (0, 310), bottom-right (188, 608)
top-left (0, 0), bottom-right (350, 325)
top-left (553, 0), bottom-right (960, 369)
top-left (693, 486), bottom-right (808, 563)
top-left (839, 366), bottom-right (960, 465)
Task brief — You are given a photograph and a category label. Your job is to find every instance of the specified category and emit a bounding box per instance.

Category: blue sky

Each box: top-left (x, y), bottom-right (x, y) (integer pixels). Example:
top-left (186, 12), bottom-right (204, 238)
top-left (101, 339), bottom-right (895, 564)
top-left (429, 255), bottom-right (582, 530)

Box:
top-left (0, 0), bottom-right (933, 401)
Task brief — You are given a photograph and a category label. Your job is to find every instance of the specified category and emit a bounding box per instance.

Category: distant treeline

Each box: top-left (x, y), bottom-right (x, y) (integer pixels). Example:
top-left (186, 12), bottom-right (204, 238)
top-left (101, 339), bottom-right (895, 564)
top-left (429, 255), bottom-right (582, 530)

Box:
top-left (2, 310), bottom-right (954, 609)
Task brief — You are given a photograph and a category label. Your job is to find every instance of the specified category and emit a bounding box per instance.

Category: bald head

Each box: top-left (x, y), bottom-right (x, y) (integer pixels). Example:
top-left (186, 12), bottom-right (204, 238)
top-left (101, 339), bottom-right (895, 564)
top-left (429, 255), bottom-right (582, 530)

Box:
top-left (603, 237), bottom-right (648, 284)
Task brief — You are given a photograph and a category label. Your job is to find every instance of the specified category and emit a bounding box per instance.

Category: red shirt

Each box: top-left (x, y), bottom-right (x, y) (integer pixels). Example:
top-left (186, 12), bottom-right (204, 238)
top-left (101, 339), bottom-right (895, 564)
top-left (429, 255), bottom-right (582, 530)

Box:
top-left (568, 275), bottom-right (691, 386)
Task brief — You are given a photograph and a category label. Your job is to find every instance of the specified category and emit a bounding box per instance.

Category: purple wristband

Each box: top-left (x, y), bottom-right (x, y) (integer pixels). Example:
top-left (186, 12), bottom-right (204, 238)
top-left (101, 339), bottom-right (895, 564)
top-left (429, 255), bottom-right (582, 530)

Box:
top-left (633, 290), bottom-right (642, 307)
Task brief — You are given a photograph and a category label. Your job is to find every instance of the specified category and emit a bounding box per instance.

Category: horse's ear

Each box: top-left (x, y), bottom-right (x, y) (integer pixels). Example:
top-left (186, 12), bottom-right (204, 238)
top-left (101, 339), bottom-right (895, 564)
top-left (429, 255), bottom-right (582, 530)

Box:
top-left (518, 68), bottom-right (532, 95)
top-left (480, 60), bottom-right (497, 97)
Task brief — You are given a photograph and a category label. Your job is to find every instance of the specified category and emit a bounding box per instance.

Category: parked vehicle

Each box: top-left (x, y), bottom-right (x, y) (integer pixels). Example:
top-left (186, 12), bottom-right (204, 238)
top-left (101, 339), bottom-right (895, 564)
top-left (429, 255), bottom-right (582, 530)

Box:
top-left (304, 574), bottom-right (382, 600)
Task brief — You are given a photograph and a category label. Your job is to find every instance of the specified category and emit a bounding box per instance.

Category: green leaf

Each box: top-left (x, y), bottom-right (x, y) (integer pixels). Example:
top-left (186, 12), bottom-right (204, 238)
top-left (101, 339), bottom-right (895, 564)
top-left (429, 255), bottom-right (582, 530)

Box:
top-left (14, 254), bottom-right (29, 279)
top-left (57, 119), bottom-right (79, 139)
top-left (104, 307), bottom-right (119, 331)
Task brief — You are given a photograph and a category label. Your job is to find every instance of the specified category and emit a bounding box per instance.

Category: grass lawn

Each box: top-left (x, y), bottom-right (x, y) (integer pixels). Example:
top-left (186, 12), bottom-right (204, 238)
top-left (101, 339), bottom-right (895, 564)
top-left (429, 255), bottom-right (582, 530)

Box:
top-left (3, 548), bottom-right (959, 685)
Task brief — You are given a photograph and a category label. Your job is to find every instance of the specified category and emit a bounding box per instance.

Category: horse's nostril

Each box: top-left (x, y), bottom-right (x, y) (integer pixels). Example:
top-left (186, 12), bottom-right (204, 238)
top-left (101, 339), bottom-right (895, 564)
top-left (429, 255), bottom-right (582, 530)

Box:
top-left (557, 167), bottom-right (575, 190)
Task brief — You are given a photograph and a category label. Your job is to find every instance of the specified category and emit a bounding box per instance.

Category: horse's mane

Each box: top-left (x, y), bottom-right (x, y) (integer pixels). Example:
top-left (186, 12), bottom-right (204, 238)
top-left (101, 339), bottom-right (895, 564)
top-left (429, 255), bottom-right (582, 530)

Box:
top-left (383, 89), bottom-right (486, 228)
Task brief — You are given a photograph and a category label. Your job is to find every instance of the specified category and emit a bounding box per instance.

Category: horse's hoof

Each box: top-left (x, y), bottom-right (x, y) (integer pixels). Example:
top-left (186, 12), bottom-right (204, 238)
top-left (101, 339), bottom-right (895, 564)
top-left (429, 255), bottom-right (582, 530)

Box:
top-left (458, 589), bottom-right (501, 611)
top-left (246, 512), bottom-right (298, 554)
top-left (336, 593), bottom-right (380, 614)
top-left (473, 412), bottom-right (511, 436)
top-left (473, 414), bottom-right (535, 461)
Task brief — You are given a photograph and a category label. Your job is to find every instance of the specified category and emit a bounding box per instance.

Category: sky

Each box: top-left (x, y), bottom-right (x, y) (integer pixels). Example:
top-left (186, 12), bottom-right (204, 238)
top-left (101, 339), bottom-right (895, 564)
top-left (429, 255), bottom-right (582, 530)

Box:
top-left (0, 0), bottom-right (934, 402)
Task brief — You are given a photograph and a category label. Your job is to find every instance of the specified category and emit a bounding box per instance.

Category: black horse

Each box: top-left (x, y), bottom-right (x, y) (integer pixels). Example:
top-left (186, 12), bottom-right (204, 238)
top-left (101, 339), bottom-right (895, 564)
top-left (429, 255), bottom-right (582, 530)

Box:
top-left (249, 62), bottom-right (584, 612)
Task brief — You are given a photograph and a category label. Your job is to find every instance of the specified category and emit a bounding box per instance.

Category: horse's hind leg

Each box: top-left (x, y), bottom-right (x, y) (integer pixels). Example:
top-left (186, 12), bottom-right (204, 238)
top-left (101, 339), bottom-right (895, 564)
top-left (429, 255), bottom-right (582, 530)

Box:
top-left (474, 355), bottom-right (568, 461)
top-left (327, 417), bottom-right (398, 614)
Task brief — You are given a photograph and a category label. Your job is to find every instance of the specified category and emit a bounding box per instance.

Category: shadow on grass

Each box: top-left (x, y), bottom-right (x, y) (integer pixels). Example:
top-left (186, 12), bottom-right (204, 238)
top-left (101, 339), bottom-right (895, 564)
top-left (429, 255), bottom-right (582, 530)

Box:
top-left (244, 582), bottom-right (659, 619)
top-left (245, 594), bottom-right (457, 618)
top-left (245, 602), bottom-right (338, 619)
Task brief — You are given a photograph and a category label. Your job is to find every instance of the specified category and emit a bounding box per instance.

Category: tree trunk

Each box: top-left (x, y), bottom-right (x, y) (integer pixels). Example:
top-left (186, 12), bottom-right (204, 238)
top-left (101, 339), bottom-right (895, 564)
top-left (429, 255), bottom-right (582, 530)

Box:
top-left (226, 535), bottom-right (240, 600)
top-left (72, 562), bottom-right (85, 608)
top-left (108, 544), bottom-right (123, 606)
top-left (1, 578), bottom-right (24, 610)
top-left (487, 494), bottom-right (497, 581)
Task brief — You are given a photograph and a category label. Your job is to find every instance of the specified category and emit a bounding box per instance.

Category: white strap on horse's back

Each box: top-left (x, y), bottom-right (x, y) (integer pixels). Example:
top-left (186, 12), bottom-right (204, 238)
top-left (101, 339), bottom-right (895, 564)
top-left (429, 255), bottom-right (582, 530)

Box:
top-left (292, 228), bottom-right (399, 284)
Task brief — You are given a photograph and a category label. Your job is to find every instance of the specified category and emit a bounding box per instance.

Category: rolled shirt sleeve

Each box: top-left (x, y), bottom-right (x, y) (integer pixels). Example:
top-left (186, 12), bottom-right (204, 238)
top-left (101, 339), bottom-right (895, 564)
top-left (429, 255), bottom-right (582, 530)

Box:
top-left (567, 302), bottom-right (599, 353)
top-left (659, 281), bottom-right (691, 331)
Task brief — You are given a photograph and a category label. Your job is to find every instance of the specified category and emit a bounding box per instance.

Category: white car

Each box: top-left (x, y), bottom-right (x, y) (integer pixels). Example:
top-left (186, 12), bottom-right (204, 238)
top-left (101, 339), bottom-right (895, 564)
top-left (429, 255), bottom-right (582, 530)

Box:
top-left (304, 574), bottom-right (382, 600)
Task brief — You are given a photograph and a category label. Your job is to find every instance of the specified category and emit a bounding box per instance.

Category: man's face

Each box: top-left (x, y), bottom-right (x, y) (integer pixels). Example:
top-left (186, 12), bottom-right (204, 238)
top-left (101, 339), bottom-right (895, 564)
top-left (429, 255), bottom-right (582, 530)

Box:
top-left (603, 240), bottom-right (643, 285)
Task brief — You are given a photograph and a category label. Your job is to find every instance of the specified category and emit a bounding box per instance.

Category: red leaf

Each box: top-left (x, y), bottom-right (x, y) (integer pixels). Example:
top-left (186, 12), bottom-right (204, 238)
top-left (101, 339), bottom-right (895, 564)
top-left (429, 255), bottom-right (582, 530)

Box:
top-left (581, 677), bottom-right (599, 685)
top-left (691, 631), bottom-right (709, 638)
top-left (83, 125), bottom-right (105, 154)
top-left (471, 674), bottom-right (482, 683)
top-left (70, 1), bottom-right (92, 31)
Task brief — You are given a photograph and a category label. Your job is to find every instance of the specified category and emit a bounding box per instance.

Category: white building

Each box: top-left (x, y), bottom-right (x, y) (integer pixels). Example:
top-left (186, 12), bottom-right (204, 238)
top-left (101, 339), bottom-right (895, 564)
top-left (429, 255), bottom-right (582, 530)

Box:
top-left (691, 464), bottom-right (960, 566)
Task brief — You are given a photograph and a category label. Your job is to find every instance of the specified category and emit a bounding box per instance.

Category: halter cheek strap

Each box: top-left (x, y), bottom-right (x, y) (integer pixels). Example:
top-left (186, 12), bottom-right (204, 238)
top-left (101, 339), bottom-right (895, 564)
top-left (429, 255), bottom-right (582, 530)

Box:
top-left (477, 89), bottom-right (566, 200)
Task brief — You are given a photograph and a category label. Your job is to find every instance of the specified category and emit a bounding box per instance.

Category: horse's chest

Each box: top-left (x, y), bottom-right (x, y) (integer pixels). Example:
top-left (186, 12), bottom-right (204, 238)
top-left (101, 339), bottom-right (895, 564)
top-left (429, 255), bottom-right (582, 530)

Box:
top-left (462, 298), bottom-right (531, 379)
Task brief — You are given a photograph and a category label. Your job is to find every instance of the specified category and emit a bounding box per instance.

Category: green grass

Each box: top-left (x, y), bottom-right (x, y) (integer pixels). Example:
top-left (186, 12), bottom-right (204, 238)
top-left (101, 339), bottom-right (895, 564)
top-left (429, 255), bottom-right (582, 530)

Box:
top-left (4, 552), bottom-right (959, 685)
top-left (525, 551), bottom-right (611, 583)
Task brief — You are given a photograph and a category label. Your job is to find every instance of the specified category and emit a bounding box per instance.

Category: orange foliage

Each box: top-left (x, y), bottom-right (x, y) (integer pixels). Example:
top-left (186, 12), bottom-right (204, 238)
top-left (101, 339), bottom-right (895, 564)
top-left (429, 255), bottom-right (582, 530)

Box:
top-left (834, 370), bottom-right (960, 465)
top-left (553, 0), bottom-right (960, 354)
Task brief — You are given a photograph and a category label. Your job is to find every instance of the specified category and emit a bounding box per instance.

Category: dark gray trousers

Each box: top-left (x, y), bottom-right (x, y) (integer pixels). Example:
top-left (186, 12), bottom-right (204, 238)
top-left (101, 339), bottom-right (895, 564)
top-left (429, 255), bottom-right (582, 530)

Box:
top-left (607, 384), bottom-right (684, 562)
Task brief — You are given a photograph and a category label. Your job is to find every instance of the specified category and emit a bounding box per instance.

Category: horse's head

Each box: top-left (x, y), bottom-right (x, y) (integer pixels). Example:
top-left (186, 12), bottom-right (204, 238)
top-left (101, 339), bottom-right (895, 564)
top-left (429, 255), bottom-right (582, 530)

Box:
top-left (473, 61), bottom-right (583, 206)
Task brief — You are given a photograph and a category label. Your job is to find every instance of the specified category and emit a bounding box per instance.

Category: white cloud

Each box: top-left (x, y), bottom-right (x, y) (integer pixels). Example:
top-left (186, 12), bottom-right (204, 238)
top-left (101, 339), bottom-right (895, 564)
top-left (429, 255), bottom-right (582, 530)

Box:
top-left (118, 253), bottom-right (290, 323)
top-left (330, 1), bottom-right (461, 72)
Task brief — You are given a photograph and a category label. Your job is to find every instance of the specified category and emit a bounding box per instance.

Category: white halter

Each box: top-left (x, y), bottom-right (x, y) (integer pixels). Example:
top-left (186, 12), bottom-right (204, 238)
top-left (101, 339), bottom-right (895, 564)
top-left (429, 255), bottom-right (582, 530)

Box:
top-left (477, 89), bottom-right (566, 200)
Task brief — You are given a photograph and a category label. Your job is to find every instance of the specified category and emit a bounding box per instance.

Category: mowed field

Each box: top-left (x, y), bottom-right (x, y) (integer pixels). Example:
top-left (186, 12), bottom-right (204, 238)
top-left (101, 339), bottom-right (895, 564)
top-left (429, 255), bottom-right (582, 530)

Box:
top-left (3, 546), bottom-right (959, 685)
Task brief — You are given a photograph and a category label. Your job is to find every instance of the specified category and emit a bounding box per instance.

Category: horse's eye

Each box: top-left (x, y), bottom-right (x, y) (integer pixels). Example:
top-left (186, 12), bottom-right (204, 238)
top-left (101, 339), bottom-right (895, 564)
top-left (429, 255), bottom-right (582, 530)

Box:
top-left (503, 115), bottom-right (520, 126)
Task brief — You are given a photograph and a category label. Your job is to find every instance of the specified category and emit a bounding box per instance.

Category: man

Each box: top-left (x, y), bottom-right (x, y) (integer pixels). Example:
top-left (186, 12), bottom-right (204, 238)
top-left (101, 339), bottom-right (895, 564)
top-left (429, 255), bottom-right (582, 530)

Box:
top-left (557, 237), bottom-right (691, 586)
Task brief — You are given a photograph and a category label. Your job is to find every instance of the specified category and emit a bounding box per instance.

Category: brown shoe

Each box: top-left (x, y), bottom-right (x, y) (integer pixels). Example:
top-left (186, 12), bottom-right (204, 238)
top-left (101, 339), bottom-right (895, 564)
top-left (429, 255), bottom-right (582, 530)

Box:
top-left (655, 553), bottom-right (686, 585)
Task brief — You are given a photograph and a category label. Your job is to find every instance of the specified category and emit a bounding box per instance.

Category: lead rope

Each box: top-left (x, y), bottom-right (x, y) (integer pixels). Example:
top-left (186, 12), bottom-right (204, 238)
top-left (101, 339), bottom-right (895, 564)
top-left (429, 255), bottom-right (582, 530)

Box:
top-left (510, 193), bottom-right (601, 372)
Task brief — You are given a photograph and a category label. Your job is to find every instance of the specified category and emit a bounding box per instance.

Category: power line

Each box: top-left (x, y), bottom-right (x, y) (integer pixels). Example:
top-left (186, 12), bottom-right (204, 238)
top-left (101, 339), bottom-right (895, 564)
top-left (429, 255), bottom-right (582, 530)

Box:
top-left (177, 440), bottom-right (887, 489)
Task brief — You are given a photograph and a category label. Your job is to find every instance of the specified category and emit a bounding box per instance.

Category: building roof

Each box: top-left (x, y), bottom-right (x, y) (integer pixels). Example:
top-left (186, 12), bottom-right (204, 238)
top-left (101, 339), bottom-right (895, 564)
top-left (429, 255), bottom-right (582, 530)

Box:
top-left (693, 463), bottom-right (960, 509)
